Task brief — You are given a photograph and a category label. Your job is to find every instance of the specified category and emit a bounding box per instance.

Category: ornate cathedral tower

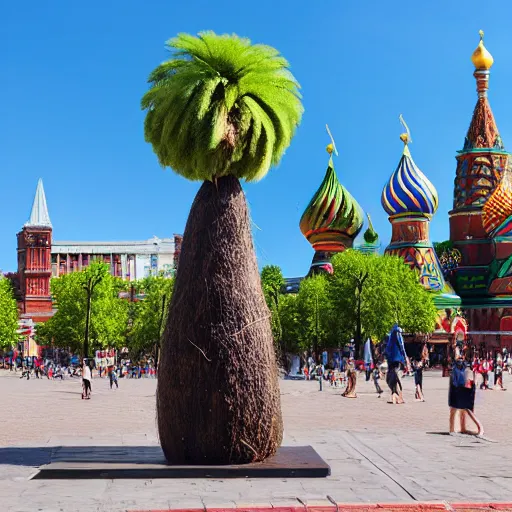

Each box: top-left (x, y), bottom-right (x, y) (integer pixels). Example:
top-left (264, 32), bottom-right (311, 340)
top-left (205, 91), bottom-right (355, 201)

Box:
top-left (449, 31), bottom-right (510, 297)
top-left (17, 179), bottom-right (53, 321)
top-left (300, 137), bottom-right (364, 275)
top-left (382, 118), bottom-right (445, 292)
top-left (447, 32), bottom-right (512, 350)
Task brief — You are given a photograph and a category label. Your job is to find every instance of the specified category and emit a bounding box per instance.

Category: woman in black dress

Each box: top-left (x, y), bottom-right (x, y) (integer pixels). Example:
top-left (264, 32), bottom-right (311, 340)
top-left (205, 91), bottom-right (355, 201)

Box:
top-left (449, 356), bottom-right (483, 436)
top-left (386, 362), bottom-right (404, 404)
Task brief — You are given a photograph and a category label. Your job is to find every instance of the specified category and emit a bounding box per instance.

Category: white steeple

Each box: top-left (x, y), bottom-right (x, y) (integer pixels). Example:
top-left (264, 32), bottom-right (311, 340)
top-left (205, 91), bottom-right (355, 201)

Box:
top-left (25, 179), bottom-right (52, 228)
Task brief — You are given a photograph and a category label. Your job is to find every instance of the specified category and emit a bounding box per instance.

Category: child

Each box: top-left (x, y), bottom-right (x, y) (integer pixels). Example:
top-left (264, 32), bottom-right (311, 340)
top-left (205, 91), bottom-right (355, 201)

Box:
top-left (108, 365), bottom-right (119, 390)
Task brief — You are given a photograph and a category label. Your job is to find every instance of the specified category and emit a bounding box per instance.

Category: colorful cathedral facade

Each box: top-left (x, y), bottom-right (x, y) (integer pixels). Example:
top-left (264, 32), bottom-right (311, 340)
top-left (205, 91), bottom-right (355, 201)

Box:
top-left (298, 32), bottom-right (512, 349)
top-left (448, 31), bottom-right (512, 349)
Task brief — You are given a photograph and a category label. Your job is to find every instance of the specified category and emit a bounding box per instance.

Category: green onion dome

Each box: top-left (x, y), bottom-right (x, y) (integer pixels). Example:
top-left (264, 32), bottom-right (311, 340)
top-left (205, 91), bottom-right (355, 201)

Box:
top-left (300, 147), bottom-right (364, 252)
top-left (363, 214), bottom-right (379, 244)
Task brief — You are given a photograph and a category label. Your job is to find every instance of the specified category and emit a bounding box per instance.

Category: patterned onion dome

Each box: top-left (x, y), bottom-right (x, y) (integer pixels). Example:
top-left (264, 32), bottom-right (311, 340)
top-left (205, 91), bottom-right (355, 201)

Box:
top-left (381, 141), bottom-right (438, 217)
top-left (300, 147), bottom-right (364, 252)
top-left (483, 164), bottom-right (512, 235)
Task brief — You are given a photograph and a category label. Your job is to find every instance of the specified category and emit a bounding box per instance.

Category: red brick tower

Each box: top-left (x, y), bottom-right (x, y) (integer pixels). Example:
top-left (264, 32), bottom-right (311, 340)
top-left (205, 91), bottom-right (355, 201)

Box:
top-left (17, 179), bottom-right (53, 322)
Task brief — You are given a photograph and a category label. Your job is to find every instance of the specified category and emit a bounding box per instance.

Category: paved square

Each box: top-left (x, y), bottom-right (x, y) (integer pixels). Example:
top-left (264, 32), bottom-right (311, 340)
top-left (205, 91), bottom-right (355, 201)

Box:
top-left (1, 370), bottom-right (511, 511)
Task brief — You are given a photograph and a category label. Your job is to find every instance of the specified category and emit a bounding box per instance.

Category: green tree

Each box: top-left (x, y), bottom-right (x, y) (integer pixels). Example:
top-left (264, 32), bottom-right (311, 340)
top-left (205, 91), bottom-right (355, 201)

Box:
top-left (329, 251), bottom-right (437, 354)
top-left (38, 263), bottom-right (128, 356)
top-left (142, 31), bottom-right (302, 464)
top-left (128, 276), bottom-right (174, 365)
top-left (261, 265), bottom-right (285, 348)
top-left (295, 274), bottom-right (332, 354)
top-left (433, 240), bottom-right (453, 258)
top-left (0, 277), bottom-right (19, 349)
top-left (278, 293), bottom-right (299, 354)
top-left (261, 265), bottom-right (285, 307)
top-left (82, 262), bottom-right (111, 358)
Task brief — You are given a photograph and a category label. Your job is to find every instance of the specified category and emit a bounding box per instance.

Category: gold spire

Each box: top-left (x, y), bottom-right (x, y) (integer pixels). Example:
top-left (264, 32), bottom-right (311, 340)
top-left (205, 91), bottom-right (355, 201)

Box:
top-left (399, 114), bottom-right (411, 156)
top-left (471, 30), bottom-right (494, 70)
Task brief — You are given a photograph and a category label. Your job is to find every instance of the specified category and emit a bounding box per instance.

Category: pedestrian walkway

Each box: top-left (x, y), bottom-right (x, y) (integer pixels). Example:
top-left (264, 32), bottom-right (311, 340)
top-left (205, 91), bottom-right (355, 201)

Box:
top-left (1, 371), bottom-right (511, 511)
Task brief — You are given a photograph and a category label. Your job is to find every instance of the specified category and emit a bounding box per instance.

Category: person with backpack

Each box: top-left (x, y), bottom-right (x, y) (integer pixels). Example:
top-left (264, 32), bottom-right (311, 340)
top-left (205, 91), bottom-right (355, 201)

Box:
top-left (449, 355), bottom-right (484, 437)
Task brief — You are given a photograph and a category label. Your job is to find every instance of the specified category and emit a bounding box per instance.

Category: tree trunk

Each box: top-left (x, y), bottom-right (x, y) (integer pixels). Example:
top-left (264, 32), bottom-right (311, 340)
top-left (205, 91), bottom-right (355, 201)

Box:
top-left (84, 285), bottom-right (92, 359)
top-left (355, 285), bottom-right (362, 357)
top-left (157, 176), bottom-right (282, 465)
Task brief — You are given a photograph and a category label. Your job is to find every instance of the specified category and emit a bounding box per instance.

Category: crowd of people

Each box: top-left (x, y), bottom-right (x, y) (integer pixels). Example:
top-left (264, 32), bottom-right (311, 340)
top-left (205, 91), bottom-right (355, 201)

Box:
top-left (6, 355), bottom-right (157, 401)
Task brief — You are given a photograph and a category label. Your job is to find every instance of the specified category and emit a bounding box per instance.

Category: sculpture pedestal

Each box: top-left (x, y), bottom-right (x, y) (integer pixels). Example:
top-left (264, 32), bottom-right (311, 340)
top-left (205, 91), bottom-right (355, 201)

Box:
top-left (35, 445), bottom-right (330, 479)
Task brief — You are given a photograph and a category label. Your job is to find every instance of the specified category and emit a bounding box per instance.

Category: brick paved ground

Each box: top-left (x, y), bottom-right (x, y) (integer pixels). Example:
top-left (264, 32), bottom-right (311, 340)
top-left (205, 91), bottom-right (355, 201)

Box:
top-left (1, 370), bottom-right (511, 512)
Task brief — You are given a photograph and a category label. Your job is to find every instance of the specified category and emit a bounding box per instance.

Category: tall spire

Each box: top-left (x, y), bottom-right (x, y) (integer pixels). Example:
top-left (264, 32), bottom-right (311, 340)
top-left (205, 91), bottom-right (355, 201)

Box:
top-left (25, 179), bottom-right (52, 228)
top-left (463, 30), bottom-right (503, 152)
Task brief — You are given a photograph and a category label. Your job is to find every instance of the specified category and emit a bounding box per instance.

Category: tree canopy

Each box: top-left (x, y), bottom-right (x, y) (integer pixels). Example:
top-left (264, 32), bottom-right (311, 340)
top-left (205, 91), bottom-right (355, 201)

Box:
top-left (0, 277), bottom-right (19, 350)
top-left (261, 265), bottom-right (285, 348)
top-left (269, 251), bottom-right (438, 356)
top-left (433, 240), bottom-right (453, 258)
top-left (128, 275), bottom-right (174, 360)
top-left (142, 31), bottom-right (303, 182)
top-left (295, 274), bottom-right (332, 353)
top-left (38, 263), bottom-right (128, 353)
top-left (328, 251), bottom-right (437, 353)
top-left (261, 265), bottom-right (285, 308)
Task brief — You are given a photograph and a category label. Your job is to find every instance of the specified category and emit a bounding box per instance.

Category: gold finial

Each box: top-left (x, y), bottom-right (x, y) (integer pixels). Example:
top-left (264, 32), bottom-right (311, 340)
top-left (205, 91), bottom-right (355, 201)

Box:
top-left (399, 114), bottom-right (412, 156)
top-left (399, 114), bottom-right (412, 144)
top-left (326, 124), bottom-right (338, 156)
top-left (472, 29), bottom-right (494, 70)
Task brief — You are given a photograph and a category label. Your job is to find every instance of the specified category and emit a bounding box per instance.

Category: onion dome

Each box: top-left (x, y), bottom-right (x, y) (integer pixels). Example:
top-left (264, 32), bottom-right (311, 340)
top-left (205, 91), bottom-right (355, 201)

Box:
top-left (363, 214), bottom-right (378, 244)
top-left (483, 164), bottom-right (512, 235)
top-left (381, 118), bottom-right (438, 217)
top-left (358, 213), bottom-right (380, 255)
top-left (300, 145), bottom-right (364, 252)
top-left (472, 30), bottom-right (494, 70)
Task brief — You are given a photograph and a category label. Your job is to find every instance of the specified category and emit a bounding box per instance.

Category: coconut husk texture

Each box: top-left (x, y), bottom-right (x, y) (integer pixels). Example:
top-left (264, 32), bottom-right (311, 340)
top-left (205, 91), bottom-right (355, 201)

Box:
top-left (157, 175), bottom-right (283, 465)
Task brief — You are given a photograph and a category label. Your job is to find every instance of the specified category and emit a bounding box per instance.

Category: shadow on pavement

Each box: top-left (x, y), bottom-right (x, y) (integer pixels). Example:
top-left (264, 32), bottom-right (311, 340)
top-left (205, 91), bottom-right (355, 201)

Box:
top-left (0, 446), bottom-right (165, 466)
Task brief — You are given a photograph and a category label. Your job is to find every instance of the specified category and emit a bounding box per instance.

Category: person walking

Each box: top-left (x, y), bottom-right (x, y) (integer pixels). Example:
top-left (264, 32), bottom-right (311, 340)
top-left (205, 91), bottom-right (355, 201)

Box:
top-left (82, 360), bottom-right (92, 399)
top-left (372, 363), bottom-right (383, 397)
top-left (364, 339), bottom-right (373, 382)
top-left (495, 353), bottom-right (505, 391)
top-left (480, 358), bottom-right (489, 389)
top-left (108, 365), bottom-right (118, 390)
top-left (342, 358), bottom-right (357, 398)
top-left (414, 359), bottom-right (425, 402)
top-left (449, 355), bottom-right (484, 437)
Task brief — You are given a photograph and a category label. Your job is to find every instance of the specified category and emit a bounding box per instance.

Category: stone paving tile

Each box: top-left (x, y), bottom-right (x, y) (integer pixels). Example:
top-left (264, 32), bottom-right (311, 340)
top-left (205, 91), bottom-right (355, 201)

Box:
top-left (1, 372), bottom-right (512, 510)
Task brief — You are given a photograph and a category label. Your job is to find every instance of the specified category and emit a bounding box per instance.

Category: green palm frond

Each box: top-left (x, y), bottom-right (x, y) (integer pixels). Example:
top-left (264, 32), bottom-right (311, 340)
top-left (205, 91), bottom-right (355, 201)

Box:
top-left (142, 31), bottom-right (303, 182)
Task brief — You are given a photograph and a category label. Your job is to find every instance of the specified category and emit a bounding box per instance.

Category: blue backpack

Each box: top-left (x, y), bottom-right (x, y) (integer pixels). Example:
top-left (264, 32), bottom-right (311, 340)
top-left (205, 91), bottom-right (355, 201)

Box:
top-left (452, 363), bottom-right (466, 387)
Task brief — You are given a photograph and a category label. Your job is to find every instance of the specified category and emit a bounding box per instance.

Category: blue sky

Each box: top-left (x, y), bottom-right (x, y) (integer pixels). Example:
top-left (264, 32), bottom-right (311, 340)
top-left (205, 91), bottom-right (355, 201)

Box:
top-left (3, 1), bottom-right (512, 277)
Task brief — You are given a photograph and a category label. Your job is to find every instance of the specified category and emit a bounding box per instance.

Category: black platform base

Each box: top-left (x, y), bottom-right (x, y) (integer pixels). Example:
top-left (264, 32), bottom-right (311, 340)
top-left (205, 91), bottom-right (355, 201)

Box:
top-left (34, 445), bottom-right (330, 479)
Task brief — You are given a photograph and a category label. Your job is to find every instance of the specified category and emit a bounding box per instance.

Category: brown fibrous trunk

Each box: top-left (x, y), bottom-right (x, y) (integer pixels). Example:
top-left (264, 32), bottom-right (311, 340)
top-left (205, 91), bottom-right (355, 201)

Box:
top-left (157, 175), bottom-right (283, 465)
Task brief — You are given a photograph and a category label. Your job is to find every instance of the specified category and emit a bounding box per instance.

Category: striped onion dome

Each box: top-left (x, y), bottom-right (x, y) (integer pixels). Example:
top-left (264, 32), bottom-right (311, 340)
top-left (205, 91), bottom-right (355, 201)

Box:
top-left (483, 165), bottom-right (512, 235)
top-left (381, 144), bottom-right (438, 217)
top-left (300, 151), bottom-right (364, 252)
